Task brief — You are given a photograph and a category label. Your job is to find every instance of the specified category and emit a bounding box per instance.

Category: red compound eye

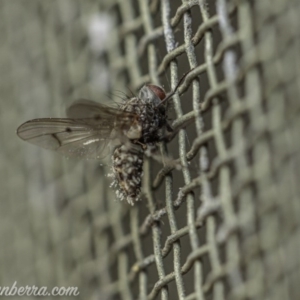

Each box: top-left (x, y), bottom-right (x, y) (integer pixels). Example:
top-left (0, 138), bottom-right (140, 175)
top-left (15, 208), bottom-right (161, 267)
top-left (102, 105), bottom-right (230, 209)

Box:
top-left (146, 84), bottom-right (166, 101)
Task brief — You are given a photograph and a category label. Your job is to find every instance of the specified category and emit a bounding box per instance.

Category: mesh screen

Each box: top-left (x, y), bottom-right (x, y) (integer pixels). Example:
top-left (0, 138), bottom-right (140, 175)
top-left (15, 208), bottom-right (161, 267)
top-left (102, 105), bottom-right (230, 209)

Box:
top-left (1, 0), bottom-right (300, 299)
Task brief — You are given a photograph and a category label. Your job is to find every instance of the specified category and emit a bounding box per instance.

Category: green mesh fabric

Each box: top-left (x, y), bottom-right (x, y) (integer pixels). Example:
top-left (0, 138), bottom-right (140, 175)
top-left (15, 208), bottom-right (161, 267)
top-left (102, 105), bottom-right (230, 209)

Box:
top-left (0, 0), bottom-right (299, 299)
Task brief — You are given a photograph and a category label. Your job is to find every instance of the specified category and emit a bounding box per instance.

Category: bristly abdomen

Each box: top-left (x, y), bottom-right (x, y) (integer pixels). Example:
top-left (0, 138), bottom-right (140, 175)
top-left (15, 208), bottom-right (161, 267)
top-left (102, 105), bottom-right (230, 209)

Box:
top-left (110, 144), bottom-right (144, 205)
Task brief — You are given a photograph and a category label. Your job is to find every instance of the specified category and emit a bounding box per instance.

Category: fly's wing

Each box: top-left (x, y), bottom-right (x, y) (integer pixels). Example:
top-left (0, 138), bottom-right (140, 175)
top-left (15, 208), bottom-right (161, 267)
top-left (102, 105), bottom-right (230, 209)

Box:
top-left (66, 99), bottom-right (124, 120)
top-left (17, 101), bottom-right (137, 159)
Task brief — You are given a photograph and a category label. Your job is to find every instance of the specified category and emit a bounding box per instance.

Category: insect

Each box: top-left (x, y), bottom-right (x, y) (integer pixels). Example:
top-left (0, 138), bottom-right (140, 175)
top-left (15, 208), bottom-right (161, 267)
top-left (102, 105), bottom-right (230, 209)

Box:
top-left (17, 84), bottom-right (174, 205)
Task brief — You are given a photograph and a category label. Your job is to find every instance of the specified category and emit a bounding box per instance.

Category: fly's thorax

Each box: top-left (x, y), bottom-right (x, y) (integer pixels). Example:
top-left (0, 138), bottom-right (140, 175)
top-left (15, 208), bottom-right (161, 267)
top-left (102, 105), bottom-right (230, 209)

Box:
top-left (120, 84), bottom-right (168, 144)
top-left (124, 120), bottom-right (142, 140)
top-left (138, 85), bottom-right (167, 140)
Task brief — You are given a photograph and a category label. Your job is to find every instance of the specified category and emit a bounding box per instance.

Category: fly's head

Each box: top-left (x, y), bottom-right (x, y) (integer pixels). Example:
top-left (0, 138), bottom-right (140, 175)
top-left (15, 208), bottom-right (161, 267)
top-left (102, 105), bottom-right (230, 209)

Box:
top-left (138, 84), bottom-right (166, 106)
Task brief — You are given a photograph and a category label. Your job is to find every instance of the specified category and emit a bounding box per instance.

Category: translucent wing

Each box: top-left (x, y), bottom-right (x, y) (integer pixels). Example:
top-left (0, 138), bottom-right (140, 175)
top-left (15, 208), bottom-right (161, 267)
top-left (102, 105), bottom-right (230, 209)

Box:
top-left (17, 100), bottom-right (138, 159)
top-left (66, 99), bottom-right (127, 120)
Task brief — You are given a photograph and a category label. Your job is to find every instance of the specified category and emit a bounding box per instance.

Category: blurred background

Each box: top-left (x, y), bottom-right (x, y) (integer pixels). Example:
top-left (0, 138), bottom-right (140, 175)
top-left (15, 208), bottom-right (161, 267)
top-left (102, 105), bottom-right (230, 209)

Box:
top-left (0, 0), bottom-right (300, 299)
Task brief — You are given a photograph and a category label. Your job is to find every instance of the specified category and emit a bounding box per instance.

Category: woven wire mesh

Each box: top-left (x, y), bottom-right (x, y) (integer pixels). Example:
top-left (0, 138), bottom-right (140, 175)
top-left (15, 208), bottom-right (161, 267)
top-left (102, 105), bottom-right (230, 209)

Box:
top-left (0, 0), bottom-right (300, 299)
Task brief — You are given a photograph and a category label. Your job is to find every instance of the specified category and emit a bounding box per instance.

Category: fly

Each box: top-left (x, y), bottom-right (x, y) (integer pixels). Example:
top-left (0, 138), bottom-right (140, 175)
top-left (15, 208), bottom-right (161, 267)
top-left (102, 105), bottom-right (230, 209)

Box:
top-left (17, 84), bottom-right (174, 205)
